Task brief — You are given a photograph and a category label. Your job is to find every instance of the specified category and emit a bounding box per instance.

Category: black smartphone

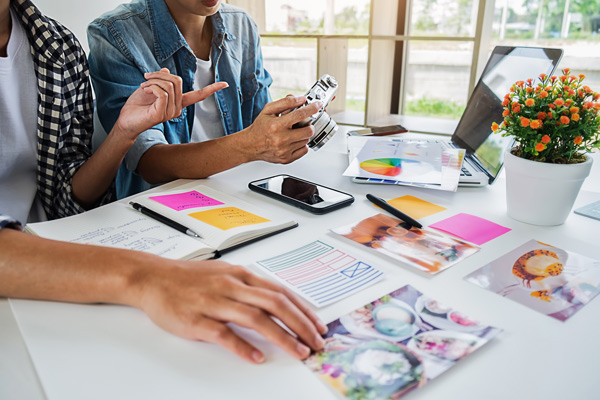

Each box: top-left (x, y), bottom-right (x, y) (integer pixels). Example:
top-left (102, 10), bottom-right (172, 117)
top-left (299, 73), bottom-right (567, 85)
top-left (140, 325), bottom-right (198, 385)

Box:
top-left (346, 124), bottom-right (408, 137)
top-left (248, 174), bottom-right (354, 214)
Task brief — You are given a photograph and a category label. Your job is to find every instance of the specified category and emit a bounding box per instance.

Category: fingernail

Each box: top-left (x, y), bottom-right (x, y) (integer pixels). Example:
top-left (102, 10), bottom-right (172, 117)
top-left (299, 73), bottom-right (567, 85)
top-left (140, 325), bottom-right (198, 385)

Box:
top-left (297, 343), bottom-right (311, 358)
top-left (318, 321), bottom-right (328, 334)
top-left (295, 96), bottom-right (305, 102)
top-left (315, 335), bottom-right (325, 349)
top-left (252, 350), bottom-right (265, 364)
top-left (314, 101), bottom-right (323, 108)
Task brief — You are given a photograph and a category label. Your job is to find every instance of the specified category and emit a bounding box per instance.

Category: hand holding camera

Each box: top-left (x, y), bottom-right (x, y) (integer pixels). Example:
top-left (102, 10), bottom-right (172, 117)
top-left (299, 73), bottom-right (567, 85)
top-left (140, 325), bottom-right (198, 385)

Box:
top-left (291, 74), bottom-right (339, 150)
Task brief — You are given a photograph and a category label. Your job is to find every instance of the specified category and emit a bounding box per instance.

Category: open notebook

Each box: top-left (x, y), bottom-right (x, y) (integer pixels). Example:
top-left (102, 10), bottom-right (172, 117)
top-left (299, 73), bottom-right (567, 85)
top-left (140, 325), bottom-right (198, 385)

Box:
top-left (25, 184), bottom-right (297, 260)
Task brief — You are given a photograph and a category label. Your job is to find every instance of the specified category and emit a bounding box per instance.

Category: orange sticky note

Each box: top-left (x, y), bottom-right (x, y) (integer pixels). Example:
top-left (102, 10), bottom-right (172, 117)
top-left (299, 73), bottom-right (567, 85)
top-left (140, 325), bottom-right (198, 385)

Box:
top-left (188, 207), bottom-right (269, 230)
top-left (385, 195), bottom-right (446, 220)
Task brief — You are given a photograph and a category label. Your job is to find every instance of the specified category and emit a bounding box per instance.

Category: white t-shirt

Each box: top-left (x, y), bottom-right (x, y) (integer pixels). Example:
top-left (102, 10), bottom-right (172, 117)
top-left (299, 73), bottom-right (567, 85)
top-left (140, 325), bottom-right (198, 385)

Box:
top-left (190, 56), bottom-right (225, 142)
top-left (0, 9), bottom-right (46, 223)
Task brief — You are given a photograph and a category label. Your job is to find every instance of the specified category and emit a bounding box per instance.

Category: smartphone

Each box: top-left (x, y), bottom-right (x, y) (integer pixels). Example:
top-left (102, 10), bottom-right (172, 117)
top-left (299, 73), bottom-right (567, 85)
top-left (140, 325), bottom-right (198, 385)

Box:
top-left (346, 124), bottom-right (408, 137)
top-left (248, 174), bottom-right (354, 214)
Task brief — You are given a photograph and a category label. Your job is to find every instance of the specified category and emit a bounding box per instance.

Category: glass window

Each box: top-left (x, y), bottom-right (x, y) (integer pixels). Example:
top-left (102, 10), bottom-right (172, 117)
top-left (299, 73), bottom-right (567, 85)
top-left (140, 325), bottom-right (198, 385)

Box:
top-left (261, 37), bottom-right (318, 100)
top-left (491, 0), bottom-right (600, 90)
top-left (402, 41), bottom-right (473, 120)
top-left (264, 0), bottom-right (370, 35)
top-left (408, 0), bottom-right (479, 37)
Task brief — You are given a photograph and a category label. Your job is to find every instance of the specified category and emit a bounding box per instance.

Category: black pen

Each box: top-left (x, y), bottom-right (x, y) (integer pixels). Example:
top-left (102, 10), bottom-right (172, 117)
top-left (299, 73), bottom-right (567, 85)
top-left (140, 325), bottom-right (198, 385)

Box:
top-left (366, 194), bottom-right (423, 229)
top-left (129, 202), bottom-right (202, 238)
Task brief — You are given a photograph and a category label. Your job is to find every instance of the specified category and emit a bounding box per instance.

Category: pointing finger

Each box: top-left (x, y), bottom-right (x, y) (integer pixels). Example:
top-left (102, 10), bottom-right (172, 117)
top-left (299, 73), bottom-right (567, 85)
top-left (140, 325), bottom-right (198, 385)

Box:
top-left (182, 82), bottom-right (229, 108)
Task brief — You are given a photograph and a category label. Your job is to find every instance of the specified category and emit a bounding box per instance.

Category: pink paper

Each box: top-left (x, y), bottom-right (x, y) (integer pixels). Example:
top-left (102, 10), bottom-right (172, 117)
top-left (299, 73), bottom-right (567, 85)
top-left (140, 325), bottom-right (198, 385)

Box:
top-left (429, 213), bottom-right (511, 245)
top-left (149, 191), bottom-right (223, 211)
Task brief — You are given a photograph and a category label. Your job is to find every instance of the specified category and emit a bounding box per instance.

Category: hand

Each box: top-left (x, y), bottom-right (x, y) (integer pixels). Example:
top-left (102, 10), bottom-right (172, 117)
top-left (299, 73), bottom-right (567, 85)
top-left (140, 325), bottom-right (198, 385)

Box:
top-left (135, 260), bottom-right (327, 364)
top-left (113, 68), bottom-right (228, 141)
top-left (239, 95), bottom-right (323, 164)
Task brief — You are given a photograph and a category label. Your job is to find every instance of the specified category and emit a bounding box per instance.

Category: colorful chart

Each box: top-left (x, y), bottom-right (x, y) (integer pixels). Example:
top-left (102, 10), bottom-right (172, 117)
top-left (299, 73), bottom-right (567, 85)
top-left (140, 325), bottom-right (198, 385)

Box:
top-left (359, 158), bottom-right (418, 177)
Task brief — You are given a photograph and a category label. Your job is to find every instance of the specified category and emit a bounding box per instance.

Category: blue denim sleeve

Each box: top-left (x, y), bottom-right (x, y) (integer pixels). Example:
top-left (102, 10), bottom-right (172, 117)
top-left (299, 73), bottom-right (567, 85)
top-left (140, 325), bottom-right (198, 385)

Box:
top-left (253, 32), bottom-right (273, 121)
top-left (87, 21), bottom-right (168, 172)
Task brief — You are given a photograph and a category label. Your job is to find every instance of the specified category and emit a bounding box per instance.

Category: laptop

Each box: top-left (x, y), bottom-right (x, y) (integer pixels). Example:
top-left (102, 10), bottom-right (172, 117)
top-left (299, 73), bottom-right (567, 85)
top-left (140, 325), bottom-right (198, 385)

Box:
top-left (350, 46), bottom-right (563, 187)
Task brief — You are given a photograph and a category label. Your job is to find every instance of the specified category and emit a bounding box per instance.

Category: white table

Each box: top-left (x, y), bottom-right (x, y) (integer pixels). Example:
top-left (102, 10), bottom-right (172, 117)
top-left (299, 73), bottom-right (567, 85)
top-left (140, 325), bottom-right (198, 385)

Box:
top-left (2, 127), bottom-right (600, 400)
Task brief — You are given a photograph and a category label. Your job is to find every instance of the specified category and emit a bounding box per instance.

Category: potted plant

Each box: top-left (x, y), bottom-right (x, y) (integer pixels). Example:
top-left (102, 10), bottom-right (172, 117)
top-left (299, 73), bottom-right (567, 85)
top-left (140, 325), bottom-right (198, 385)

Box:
top-left (492, 68), bottom-right (600, 225)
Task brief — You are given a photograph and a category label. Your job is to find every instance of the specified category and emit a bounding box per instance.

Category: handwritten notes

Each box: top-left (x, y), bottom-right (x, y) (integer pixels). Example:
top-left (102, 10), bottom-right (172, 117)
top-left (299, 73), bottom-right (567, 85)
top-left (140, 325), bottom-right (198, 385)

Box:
top-left (255, 240), bottom-right (383, 307)
top-left (149, 191), bottom-right (223, 211)
top-left (430, 213), bottom-right (511, 245)
top-left (189, 207), bottom-right (270, 230)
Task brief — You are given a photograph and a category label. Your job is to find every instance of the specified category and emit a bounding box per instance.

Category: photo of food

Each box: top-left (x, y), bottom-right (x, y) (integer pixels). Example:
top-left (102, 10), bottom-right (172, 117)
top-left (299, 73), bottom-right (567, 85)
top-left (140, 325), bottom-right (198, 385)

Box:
top-left (332, 213), bottom-right (480, 274)
top-left (464, 239), bottom-right (600, 321)
top-left (303, 285), bottom-right (501, 399)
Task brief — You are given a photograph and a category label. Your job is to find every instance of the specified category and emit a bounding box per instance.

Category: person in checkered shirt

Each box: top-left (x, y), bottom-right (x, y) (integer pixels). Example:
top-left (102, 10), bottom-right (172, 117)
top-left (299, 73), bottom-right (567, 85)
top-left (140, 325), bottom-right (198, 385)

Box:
top-left (0, 0), bottom-right (326, 364)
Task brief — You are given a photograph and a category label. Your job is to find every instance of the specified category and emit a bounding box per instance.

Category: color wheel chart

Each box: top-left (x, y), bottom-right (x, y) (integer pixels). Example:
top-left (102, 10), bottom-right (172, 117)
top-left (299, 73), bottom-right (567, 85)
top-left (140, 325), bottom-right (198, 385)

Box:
top-left (359, 158), bottom-right (419, 177)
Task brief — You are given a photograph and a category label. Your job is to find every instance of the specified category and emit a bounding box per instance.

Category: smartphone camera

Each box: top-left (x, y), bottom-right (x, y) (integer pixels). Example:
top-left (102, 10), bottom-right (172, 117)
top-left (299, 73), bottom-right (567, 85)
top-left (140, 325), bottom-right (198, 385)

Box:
top-left (292, 74), bottom-right (339, 151)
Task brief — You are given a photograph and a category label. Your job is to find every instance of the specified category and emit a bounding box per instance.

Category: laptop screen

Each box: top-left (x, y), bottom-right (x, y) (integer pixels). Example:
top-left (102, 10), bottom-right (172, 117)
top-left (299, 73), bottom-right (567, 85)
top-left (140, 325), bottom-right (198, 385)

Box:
top-left (451, 46), bottom-right (563, 181)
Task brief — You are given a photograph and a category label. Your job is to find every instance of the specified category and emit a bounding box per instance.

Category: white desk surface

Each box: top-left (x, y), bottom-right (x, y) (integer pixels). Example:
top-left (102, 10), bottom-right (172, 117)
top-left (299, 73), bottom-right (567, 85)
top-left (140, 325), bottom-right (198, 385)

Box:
top-left (2, 128), bottom-right (600, 400)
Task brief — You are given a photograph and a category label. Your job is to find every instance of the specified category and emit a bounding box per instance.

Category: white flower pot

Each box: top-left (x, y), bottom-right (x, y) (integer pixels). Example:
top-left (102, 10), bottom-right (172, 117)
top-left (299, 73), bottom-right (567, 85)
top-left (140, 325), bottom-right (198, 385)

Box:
top-left (504, 150), bottom-right (593, 226)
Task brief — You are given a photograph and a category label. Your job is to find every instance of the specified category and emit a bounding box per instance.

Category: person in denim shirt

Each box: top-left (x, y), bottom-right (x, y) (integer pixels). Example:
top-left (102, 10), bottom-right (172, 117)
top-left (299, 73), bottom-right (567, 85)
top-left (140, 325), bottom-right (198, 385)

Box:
top-left (88, 0), bottom-right (319, 199)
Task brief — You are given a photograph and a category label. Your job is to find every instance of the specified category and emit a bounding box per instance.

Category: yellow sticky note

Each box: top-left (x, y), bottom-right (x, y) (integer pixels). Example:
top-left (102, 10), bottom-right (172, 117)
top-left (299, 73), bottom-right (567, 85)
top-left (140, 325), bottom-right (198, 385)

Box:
top-left (188, 207), bottom-right (269, 230)
top-left (385, 195), bottom-right (446, 220)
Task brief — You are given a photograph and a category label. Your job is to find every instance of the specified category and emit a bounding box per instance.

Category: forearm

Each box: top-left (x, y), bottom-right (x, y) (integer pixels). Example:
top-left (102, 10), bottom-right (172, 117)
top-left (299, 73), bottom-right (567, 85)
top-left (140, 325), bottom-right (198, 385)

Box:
top-left (0, 229), bottom-right (147, 307)
top-left (136, 130), bottom-right (255, 183)
top-left (70, 126), bottom-right (136, 208)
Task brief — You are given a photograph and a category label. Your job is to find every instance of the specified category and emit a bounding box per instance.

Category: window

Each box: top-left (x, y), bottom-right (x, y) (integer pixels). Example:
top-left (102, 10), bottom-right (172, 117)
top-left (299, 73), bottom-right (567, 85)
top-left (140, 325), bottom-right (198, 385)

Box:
top-left (230, 1), bottom-right (600, 134)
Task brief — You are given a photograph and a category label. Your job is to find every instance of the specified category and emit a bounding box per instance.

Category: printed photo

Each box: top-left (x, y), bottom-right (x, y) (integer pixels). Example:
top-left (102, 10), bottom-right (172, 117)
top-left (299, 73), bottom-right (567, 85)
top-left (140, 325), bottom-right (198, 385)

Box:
top-left (465, 239), bottom-right (600, 321)
top-left (303, 285), bottom-right (501, 400)
top-left (332, 213), bottom-right (480, 274)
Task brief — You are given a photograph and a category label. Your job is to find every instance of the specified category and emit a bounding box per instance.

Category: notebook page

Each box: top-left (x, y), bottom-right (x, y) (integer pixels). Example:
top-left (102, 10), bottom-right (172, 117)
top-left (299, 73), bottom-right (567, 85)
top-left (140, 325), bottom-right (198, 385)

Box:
top-left (25, 202), bottom-right (212, 260)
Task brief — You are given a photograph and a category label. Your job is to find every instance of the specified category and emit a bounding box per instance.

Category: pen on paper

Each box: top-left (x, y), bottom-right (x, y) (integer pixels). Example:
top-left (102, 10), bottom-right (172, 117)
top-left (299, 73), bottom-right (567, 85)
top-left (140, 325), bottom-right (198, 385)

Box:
top-left (365, 194), bottom-right (423, 229)
top-left (129, 202), bottom-right (203, 239)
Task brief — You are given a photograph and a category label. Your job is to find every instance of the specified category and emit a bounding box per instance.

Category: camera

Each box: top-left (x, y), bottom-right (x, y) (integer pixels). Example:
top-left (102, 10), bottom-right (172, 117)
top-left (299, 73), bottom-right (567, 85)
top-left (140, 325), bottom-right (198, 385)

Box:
top-left (292, 74), bottom-right (339, 151)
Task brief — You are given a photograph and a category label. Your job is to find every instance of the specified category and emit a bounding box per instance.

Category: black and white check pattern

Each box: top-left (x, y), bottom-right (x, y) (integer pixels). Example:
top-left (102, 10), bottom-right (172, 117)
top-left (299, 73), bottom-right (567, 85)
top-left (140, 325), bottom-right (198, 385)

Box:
top-left (7, 0), bottom-right (114, 221)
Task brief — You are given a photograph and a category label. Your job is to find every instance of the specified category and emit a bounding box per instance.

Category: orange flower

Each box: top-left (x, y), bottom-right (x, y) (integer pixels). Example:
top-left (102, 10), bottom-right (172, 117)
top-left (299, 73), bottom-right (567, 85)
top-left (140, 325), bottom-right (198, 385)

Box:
top-left (516, 81), bottom-right (524, 88)
top-left (570, 106), bottom-right (580, 114)
top-left (550, 76), bottom-right (557, 83)
top-left (568, 89), bottom-right (576, 96)
top-left (554, 99), bottom-right (565, 106)
top-left (520, 117), bottom-right (531, 127)
top-left (565, 99), bottom-right (573, 106)
top-left (547, 111), bottom-right (553, 119)
top-left (539, 90), bottom-right (549, 98)
top-left (595, 94), bottom-right (600, 101)
top-left (548, 103), bottom-right (556, 110)
top-left (527, 78), bottom-right (533, 85)
top-left (560, 115), bottom-right (570, 124)
top-left (535, 143), bottom-right (545, 152)
top-left (574, 136), bottom-right (583, 145)
top-left (572, 113), bottom-right (580, 121)
top-left (563, 68), bottom-right (571, 74)
top-left (525, 98), bottom-right (535, 107)
top-left (584, 102), bottom-right (594, 110)
top-left (526, 87), bottom-right (533, 93)
top-left (584, 86), bottom-right (593, 93)
top-left (541, 135), bottom-right (551, 144)
top-left (491, 122), bottom-right (499, 132)
top-left (569, 75), bottom-right (577, 82)
top-left (578, 74), bottom-right (586, 80)
top-left (540, 73), bottom-right (547, 80)
top-left (512, 103), bottom-right (521, 113)
top-left (530, 120), bottom-right (541, 129)
top-left (502, 98), bottom-right (510, 106)
top-left (502, 109), bottom-right (510, 117)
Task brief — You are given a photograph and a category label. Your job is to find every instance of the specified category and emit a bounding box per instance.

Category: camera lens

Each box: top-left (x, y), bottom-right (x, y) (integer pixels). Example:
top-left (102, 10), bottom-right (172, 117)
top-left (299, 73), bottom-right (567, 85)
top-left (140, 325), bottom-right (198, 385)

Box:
top-left (308, 111), bottom-right (338, 150)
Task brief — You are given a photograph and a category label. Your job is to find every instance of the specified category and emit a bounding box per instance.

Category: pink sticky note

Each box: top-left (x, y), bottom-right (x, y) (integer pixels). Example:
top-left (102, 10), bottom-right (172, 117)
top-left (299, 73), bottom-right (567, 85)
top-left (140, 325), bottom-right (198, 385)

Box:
top-left (149, 190), bottom-right (223, 211)
top-left (429, 213), bottom-right (511, 245)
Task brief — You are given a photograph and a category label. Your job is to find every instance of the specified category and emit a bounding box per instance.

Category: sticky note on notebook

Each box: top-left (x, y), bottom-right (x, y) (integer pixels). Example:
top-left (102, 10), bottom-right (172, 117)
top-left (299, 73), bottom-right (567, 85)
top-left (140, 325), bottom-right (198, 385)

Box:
top-left (429, 213), bottom-right (510, 245)
top-left (149, 190), bottom-right (223, 211)
top-left (189, 207), bottom-right (269, 230)
top-left (385, 195), bottom-right (446, 219)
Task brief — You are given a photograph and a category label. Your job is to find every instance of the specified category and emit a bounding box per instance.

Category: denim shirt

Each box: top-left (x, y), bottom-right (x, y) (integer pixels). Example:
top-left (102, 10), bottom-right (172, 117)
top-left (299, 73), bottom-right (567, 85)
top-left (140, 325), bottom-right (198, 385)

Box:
top-left (87, 0), bottom-right (272, 198)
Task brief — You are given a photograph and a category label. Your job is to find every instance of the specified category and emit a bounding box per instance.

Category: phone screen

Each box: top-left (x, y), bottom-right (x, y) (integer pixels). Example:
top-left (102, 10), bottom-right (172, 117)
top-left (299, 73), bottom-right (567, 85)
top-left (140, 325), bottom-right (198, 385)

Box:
top-left (249, 175), bottom-right (354, 212)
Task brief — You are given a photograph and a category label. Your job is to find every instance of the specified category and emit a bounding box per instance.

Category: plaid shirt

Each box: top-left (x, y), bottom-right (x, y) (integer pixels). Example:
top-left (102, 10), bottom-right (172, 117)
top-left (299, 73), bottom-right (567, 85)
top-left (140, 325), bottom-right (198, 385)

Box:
top-left (3, 0), bottom-right (114, 224)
